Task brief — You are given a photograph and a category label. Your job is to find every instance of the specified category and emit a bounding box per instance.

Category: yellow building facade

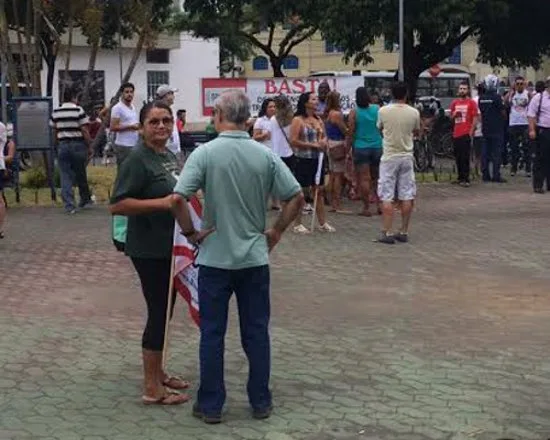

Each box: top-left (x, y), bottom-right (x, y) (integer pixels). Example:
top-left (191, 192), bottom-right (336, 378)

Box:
top-left (241, 29), bottom-right (542, 83)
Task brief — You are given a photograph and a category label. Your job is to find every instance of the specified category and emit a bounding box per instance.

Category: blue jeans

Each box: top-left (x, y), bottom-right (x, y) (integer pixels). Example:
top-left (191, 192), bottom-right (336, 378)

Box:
top-left (482, 135), bottom-right (503, 181)
top-left (57, 141), bottom-right (91, 211)
top-left (197, 265), bottom-right (271, 415)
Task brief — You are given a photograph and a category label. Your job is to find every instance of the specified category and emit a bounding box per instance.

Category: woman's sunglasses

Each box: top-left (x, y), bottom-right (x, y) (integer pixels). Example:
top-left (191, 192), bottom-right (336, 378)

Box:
top-left (147, 117), bottom-right (174, 126)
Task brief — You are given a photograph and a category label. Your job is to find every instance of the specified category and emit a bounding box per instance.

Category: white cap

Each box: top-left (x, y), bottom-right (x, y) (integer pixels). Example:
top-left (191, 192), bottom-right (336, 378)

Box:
top-left (156, 84), bottom-right (178, 98)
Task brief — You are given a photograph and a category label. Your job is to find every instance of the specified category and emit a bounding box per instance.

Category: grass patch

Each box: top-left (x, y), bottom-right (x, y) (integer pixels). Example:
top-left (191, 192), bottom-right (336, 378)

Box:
top-left (3, 165), bottom-right (117, 208)
top-left (4, 166), bottom-right (457, 208)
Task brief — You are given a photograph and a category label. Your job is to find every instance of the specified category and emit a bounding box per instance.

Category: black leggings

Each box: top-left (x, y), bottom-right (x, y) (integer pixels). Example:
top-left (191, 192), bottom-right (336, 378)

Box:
top-left (131, 257), bottom-right (176, 351)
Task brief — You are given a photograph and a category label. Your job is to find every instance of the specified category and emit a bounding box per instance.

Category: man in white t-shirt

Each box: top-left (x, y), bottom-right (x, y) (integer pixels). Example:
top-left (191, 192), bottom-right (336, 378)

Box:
top-left (376, 82), bottom-right (421, 245)
top-left (155, 85), bottom-right (181, 158)
top-left (505, 76), bottom-right (532, 176)
top-left (110, 82), bottom-right (139, 168)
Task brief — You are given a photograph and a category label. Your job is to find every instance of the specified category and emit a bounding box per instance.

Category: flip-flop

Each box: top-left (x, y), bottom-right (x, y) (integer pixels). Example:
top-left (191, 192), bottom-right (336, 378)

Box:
top-left (142, 391), bottom-right (191, 406)
top-left (163, 376), bottom-right (191, 390)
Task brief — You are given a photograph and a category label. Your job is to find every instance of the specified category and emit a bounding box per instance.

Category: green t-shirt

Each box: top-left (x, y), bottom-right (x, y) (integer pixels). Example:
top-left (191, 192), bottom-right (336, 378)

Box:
top-left (110, 141), bottom-right (179, 259)
top-left (174, 131), bottom-right (301, 270)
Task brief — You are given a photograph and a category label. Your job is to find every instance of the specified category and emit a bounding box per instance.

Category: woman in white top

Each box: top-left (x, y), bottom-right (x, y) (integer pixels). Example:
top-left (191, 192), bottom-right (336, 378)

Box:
top-left (270, 95), bottom-right (295, 170)
top-left (253, 98), bottom-right (276, 149)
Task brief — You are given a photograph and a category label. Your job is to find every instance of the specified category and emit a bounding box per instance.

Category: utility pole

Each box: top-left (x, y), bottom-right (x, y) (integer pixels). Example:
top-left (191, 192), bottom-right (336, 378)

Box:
top-left (398, 0), bottom-right (404, 82)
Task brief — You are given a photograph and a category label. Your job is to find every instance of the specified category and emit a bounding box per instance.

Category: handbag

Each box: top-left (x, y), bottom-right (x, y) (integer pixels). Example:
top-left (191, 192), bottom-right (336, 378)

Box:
top-left (328, 139), bottom-right (347, 161)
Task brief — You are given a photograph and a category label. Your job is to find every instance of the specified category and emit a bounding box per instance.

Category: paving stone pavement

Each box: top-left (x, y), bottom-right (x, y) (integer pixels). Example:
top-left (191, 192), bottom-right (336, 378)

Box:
top-left (1, 178), bottom-right (550, 440)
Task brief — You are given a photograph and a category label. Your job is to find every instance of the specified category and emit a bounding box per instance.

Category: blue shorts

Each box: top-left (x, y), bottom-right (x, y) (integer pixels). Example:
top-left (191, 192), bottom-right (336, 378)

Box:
top-left (353, 148), bottom-right (382, 167)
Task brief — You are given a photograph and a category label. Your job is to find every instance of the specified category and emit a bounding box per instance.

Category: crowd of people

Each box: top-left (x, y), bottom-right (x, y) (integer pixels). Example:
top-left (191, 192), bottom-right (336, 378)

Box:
top-left (1, 72), bottom-right (550, 423)
top-left (450, 74), bottom-right (550, 191)
top-left (102, 81), bottom-right (421, 418)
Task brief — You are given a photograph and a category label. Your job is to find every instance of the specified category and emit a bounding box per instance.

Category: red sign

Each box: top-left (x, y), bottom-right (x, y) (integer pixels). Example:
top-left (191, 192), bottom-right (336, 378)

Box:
top-left (201, 78), bottom-right (247, 117)
top-left (429, 65), bottom-right (442, 78)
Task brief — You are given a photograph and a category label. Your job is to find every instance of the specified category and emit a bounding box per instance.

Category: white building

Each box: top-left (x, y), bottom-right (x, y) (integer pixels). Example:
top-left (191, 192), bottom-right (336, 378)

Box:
top-left (40, 29), bottom-right (219, 126)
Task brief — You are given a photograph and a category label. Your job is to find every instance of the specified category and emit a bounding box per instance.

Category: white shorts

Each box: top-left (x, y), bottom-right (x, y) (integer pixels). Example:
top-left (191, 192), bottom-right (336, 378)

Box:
top-left (378, 156), bottom-right (416, 202)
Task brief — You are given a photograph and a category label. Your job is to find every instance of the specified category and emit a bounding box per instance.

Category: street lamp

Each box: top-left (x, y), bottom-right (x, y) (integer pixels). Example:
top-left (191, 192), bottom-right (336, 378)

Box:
top-left (398, 0), bottom-right (404, 82)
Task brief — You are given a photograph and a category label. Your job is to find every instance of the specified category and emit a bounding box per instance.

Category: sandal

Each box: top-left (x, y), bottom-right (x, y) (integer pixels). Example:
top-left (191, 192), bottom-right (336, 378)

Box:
top-left (163, 375), bottom-right (191, 390)
top-left (142, 391), bottom-right (191, 406)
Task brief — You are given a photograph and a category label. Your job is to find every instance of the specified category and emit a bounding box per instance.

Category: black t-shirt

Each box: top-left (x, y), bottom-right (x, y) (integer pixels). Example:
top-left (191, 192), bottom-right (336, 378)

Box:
top-left (110, 141), bottom-right (178, 259)
top-left (478, 92), bottom-right (504, 137)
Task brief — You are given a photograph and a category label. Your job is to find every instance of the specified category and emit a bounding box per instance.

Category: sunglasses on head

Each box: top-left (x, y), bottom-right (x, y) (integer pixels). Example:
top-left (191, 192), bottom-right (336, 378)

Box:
top-left (147, 117), bottom-right (174, 126)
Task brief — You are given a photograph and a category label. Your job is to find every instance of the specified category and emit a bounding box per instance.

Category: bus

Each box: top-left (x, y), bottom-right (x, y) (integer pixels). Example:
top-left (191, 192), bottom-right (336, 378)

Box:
top-left (310, 70), bottom-right (472, 109)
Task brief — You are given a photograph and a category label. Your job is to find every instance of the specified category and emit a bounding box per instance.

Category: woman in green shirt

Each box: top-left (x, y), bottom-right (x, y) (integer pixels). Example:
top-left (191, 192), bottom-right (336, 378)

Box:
top-left (109, 101), bottom-right (190, 406)
top-left (348, 87), bottom-right (383, 216)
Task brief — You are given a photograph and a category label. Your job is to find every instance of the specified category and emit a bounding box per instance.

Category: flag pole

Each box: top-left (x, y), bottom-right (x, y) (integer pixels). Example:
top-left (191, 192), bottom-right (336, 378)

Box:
top-left (310, 152), bottom-right (325, 232)
top-left (310, 187), bottom-right (319, 232)
top-left (162, 252), bottom-right (177, 369)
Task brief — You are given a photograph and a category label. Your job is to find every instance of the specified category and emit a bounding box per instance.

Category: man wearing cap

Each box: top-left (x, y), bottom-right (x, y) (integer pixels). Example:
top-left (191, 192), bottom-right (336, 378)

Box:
top-left (527, 77), bottom-right (550, 193)
top-left (156, 85), bottom-right (181, 158)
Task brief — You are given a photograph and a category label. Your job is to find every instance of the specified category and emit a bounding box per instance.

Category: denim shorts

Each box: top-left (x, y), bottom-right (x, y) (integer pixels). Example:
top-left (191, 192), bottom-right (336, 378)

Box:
top-left (353, 148), bottom-right (382, 167)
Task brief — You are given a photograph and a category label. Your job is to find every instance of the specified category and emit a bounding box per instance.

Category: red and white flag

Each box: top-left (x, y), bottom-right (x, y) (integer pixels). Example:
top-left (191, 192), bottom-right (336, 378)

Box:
top-left (172, 196), bottom-right (202, 326)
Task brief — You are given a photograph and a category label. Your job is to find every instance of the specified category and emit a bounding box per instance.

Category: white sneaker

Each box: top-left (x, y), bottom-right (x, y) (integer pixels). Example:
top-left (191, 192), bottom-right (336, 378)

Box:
top-left (293, 224), bottom-right (311, 234)
top-left (318, 223), bottom-right (336, 233)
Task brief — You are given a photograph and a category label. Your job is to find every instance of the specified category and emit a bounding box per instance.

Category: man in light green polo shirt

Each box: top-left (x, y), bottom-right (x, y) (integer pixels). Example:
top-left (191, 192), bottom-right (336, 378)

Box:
top-left (172, 90), bottom-right (304, 423)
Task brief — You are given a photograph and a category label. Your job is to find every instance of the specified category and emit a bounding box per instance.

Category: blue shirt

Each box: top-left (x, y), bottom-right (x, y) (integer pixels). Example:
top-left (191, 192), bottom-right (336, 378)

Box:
top-left (478, 92), bottom-right (504, 137)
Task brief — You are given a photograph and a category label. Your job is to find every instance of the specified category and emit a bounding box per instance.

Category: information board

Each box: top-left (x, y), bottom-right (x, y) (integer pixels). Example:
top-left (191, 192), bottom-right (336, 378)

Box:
top-left (12, 97), bottom-right (53, 151)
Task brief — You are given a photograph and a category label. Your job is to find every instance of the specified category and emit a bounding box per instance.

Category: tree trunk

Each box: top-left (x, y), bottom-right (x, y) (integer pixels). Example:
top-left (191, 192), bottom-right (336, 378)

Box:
top-left (0, 1), bottom-right (20, 96)
top-left (11, 0), bottom-right (32, 88)
top-left (405, 67), bottom-right (421, 102)
top-left (270, 58), bottom-right (285, 78)
top-left (80, 39), bottom-right (100, 113)
top-left (32, 0), bottom-right (42, 95)
top-left (23, 0), bottom-right (34, 93)
top-left (45, 55), bottom-right (56, 97)
top-left (402, 30), bottom-right (421, 102)
top-left (91, 32), bottom-right (147, 152)
top-left (60, 2), bottom-right (75, 100)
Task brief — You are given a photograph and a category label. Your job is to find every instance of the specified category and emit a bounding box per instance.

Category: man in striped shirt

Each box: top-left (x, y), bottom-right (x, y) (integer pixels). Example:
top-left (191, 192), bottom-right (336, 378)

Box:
top-left (50, 87), bottom-right (93, 214)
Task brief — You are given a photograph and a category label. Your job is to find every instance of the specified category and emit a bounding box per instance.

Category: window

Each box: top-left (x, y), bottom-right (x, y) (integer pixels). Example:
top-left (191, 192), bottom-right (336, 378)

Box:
top-left (252, 56), bottom-right (269, 71)
top-left (383, 37), bottom-right (396, 53)
top-left (325, 41), bottom-right (344, 54)
top-left (147, 71), bottom-right (169, 101)
top-left (146, 49), bottom-right (170, 64)
top-left (283, 55), bottom-right (299, 70)
top-left (447, 45), bottom-right (462, 64)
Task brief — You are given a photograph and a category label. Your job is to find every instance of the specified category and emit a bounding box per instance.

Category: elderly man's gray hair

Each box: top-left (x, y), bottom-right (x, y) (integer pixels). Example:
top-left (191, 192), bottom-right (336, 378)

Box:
top-left (214, 90), bottom-right (251, 125)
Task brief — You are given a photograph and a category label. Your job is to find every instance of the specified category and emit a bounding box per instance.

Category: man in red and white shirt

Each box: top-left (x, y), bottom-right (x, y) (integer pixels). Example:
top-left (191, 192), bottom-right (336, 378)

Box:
top-left (450, 82), bottom-right (479, 187)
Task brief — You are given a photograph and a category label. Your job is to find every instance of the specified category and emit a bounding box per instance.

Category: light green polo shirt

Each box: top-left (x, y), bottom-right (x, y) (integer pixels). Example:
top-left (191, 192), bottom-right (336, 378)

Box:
top-left (174, 130), bottom-right (301, 270)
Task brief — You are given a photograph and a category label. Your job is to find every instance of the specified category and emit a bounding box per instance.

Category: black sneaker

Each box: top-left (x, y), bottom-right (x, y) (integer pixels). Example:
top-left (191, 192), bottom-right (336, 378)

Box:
top-left (375, 232), bottom-right (395, 244)
top-left (493, 178), bottom-right (507, 183)
top-left (192, 404), bottom-right (222, 424)
top-left (534, 188), bottom-right (545, 194)
top-left (394, 232), bottom-right (409, 243)
top-left (252, 405), bottom-right (273, 420)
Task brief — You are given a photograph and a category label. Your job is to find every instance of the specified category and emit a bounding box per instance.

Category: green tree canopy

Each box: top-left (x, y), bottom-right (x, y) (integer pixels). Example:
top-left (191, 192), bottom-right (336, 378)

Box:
top-left (320, 0), bottom-right (550, 97)
top-left (173, 0), bottom-right (324, 77)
